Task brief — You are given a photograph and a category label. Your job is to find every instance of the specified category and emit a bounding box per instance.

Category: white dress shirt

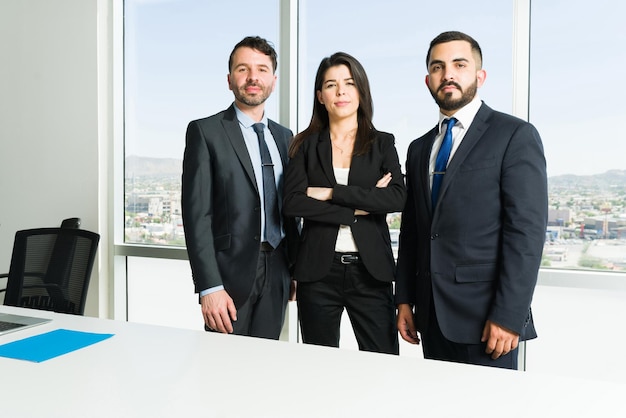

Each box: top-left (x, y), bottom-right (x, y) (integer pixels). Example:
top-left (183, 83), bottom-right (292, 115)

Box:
top-left (428, 95), bottom-right (483, 190)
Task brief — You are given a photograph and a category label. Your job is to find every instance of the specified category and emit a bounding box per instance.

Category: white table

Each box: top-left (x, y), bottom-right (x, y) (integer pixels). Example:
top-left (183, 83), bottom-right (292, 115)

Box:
top-left (1, 305), bottom-right (623, 418)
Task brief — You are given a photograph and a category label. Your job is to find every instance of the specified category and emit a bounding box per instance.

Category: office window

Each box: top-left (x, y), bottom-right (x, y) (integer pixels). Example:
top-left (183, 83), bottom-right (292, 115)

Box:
top-left (298, 0), bottom-right (514, 167)
top-left (528, 7), bottom-right (626, 383)
top-left (530, 0), bottom-right (626, 272)
top-left (118, 0), bottom-right (626, 374)
top-left (298, 0), bottom-right (514, 258)
top-left (123, 0), bottom-right (280, 246)
top-left (127, 256), bottom-right (200, 329)
top-left (122, 0), bottom-right (280, 328)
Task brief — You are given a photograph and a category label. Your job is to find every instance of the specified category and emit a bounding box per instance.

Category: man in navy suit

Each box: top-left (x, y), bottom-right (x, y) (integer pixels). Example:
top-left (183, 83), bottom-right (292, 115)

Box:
top-left (395, 31), bottom-right (548, 369)
top-left (182, 36), bottom-right (298, 339)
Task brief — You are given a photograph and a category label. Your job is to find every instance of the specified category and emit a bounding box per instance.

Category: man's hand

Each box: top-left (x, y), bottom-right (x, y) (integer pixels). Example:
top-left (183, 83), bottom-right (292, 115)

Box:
top-left (201, 290), bottom-right (237, 334)
top-left (397, 303), bottom-right (420, 345)
top-left (481, 320), bottom-right (519, 359)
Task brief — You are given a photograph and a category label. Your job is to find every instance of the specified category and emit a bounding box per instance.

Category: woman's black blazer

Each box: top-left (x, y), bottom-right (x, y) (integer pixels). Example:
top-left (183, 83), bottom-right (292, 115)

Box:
top-left (283, 129), bottom-right (406, 283)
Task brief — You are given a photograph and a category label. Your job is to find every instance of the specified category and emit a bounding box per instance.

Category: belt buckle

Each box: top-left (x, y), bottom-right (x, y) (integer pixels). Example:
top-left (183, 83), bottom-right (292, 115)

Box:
top-left (340, 254), bottom-right (352, 264)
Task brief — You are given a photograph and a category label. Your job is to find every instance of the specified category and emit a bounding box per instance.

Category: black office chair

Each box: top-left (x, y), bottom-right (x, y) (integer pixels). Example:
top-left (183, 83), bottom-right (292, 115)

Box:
top-left (0, 227), bottom-right (100, 315)
top-left (60, 217), bottom-right (81, 229)
top-left (0, 217), bottom-right (82, 305)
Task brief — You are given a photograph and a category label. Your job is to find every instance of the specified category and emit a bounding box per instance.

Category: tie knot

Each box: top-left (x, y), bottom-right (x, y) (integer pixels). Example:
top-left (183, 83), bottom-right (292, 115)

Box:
top-left (444, 117), bottom-right (457, 130)
top-left (252, 123), bottom-right (265, 134)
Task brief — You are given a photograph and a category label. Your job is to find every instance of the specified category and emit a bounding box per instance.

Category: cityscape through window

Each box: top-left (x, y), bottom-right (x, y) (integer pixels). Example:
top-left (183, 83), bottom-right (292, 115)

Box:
top-left (124, 0), bottom-right (626, 273)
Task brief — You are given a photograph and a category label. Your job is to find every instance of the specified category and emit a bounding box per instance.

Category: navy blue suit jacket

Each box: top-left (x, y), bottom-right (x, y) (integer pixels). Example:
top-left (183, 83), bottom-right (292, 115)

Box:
top-left (395, 103), bottom-right (548, 344)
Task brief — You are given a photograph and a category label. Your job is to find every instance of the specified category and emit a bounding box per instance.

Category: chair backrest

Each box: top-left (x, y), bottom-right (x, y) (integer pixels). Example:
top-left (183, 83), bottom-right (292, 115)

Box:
top-left (3, 228), bottom-right (100, 315)
top-left (60, 217), bottom-right (81, 229)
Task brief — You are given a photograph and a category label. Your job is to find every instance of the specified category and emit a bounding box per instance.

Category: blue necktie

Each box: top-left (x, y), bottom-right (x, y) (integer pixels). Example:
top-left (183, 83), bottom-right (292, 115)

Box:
top-left (431, 118), bottom-right (457, 210)
top-left (252, 123), bottom-right (281, 248)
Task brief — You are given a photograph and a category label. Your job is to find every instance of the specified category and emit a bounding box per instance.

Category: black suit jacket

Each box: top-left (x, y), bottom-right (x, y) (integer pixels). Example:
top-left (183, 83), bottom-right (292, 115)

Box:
top-left (395, 103), bottom-right (548, 344)
top-left (181, 104), bottom-right (298, 307)
top-left (283, 130), bottom-right (406, 283)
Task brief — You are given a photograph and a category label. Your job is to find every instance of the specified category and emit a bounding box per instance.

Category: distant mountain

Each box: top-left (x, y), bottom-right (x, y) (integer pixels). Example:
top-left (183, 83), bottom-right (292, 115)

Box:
top-left (124, 156), bottom-right (626, 190)
top-left (549, 169), bottom-right (626, 191)
top-left (125, 155), bottom-right (182, 178)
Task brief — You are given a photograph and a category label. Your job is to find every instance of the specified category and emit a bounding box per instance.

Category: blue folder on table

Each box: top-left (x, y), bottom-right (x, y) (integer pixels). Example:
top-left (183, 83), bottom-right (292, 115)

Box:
top-left (0, 329), bottom-right (114, 362)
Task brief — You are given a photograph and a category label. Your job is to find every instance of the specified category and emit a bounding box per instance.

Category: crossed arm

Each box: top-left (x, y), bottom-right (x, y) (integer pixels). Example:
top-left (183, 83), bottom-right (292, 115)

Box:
top-left (306, 172), bottom-right (392, 214)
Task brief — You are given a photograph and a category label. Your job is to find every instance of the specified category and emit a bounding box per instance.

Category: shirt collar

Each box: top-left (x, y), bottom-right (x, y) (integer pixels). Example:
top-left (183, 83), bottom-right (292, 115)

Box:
top-left (233, 103), bottom-right (268, 129)
top-left (438, 94), bottom-right (482, 133)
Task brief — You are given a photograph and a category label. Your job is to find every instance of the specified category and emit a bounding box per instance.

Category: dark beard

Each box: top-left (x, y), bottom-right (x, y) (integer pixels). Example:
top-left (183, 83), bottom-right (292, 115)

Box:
top-left (235, 91), bottom-right (269, 107)
top-left (431, 79), bottom-right (477, 112)
top-left (232, 82), bottom-right (270, 107)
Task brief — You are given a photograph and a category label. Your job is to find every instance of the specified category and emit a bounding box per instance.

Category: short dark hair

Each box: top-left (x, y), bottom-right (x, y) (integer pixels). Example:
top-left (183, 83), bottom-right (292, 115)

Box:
top-left (228, 36), bottom-right (278, 73)
top-left (426, 31), bottom-right (483, 69)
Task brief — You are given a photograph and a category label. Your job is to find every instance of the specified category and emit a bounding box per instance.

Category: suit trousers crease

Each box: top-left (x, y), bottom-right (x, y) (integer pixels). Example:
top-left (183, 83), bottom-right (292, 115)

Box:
top-left (231, 242), bottom-right (290, 339)
top-left (297, 258), bottom-right (399, 355)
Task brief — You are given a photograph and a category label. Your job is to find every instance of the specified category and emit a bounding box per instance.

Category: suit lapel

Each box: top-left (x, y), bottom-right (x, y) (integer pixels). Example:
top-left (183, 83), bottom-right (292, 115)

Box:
top-left (221, 105), bottom-right (258, 193)
top-left (436, 103), bottom-right (492, 205)
top-left (268, 120), bottom-right (289, 169)
top-left (418, 127), bottom-right (438, 216)
top-left (316, 130), bottom-right (336, 185)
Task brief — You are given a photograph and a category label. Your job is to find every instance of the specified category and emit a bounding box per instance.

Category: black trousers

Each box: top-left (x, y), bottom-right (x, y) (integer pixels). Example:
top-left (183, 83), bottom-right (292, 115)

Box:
top-left (296, 255), bottom-right (399, 355)
top-left (206, 242), bottom-right (290, 340)
top-left (421, 303), bottom-right (518, 370)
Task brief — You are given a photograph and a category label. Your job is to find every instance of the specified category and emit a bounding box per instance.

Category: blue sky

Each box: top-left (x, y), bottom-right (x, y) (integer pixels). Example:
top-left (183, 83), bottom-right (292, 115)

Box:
top-left (124, 0), bottom-right (625, 177)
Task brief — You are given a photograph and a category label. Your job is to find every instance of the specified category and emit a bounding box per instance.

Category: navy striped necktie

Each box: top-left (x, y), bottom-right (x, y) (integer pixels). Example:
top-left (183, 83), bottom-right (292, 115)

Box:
top-left (252, 123), bottom-right (281, 248)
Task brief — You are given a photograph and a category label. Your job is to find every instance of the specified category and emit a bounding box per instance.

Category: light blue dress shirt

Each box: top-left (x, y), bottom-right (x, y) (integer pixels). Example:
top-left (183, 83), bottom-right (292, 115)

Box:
top-left (200, 105), bottom-right (284, 297)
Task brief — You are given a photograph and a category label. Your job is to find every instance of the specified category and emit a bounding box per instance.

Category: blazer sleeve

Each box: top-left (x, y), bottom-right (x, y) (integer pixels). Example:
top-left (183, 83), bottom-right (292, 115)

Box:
top-left (283, 139), bottom-right (356, 226)
top-left (394, 140), bottom-right (419, 305)
top-left (490, 121), bottom-right (548, 334)
top-left (332, 133), bottom-right (406, 214)
top-left (270, 123), bottom-right (300, 273)
top-left (181, 120), bottom-right (224, 292)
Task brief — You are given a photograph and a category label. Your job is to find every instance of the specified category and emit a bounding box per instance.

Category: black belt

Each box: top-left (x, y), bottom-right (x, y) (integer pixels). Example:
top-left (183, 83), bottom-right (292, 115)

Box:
top-left (260, 241), bottom-right (275, 252)
top-left (334, 252), bottom-right (361, 264)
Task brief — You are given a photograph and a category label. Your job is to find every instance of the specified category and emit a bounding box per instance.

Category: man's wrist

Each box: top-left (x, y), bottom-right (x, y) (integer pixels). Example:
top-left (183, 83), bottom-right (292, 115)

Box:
top-left (199, 285), bottom-right (224, 297)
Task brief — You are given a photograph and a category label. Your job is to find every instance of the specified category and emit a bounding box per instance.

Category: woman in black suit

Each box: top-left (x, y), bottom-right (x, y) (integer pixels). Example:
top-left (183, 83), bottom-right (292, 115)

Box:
top-left (283, 52), bottom-right (406, 354)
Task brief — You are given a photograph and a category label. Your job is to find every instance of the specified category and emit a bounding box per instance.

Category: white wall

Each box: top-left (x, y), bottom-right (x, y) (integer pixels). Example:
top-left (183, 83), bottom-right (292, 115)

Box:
top-left (0, 0), bottom-right (110, 317)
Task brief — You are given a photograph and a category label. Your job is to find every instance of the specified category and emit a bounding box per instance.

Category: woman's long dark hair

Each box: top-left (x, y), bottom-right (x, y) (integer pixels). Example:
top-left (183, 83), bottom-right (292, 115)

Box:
top-left (289, 52), bottom-right (376, 157)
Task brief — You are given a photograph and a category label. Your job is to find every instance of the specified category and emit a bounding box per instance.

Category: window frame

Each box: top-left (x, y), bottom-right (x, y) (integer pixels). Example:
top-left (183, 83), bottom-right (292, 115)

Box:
top-left (113, 0), bottom-right (626, 325)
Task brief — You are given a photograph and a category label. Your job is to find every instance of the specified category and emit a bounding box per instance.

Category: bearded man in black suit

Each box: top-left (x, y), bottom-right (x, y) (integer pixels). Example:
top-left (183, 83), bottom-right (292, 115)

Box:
top-left (182, 36), bottom-right (298, 339)
top-left (396, 31), bottom-right (548, 369)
